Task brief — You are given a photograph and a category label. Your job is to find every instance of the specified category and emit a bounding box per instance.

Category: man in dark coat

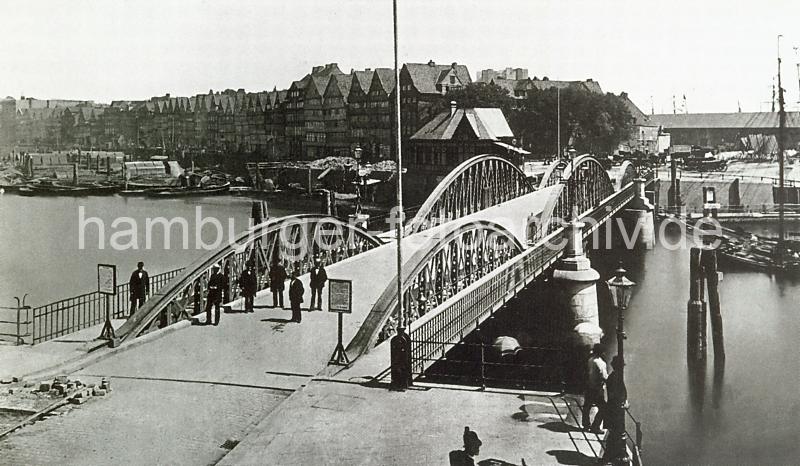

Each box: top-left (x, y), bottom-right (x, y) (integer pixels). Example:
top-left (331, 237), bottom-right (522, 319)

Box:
top-left (205, 265), bottom-right (226, 325)
top-left (309, 257), bottom-right (327, 311)
top-left (288, 270), bottom-right (304, 323)
top-left (238, 262), bottom-right (258, 313)
top-left (129, 261), bottom-right (150, 317)
top-left (269, 261), bottom-right (287, 308)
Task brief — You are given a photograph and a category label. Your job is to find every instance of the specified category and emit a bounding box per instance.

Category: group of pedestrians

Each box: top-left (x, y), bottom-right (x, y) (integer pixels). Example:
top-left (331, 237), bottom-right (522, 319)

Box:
top-left (581, 344), bottom-right (628, 456)
top-left (126, 258), bottom-right (328, 326)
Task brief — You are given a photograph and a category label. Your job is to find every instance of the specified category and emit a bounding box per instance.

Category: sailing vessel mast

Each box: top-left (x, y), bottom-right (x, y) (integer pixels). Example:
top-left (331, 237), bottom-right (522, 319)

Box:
top-left (777, 35), bottom-right (786, 266)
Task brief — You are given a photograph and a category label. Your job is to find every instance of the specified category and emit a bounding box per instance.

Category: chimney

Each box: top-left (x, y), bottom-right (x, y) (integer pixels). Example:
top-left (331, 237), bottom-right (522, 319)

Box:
top-left (312, 65), bottom-right (323, 73)
top-left (365, 68), bottom-right (371, 72)
top-left (451, 62), bottom-right (457, 69)
top-left (428, 60), bottom-right (436, 67)
top-left (450, 101), bottom-right (457, 117)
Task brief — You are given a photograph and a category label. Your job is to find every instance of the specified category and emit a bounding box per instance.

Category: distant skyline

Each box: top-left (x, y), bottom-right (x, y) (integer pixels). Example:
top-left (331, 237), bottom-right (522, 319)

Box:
top-left (2, 0), bottom-right (800, 113)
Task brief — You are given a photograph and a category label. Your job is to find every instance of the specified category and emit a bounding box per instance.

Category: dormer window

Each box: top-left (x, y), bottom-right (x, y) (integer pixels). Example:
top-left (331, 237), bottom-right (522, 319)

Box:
top-left (450, 76), bottom-right (456, 84)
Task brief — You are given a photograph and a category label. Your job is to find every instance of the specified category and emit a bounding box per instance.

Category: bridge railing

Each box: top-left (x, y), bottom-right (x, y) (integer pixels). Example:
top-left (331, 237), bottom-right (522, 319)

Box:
top-left (409, 227), bottom-right (567, 376)
top-left (408, 179), bottom-right (642, 378)
top-left (27, 268), bottom-right (184, 345)
top-left (409, 338), bottom-right (568, 391)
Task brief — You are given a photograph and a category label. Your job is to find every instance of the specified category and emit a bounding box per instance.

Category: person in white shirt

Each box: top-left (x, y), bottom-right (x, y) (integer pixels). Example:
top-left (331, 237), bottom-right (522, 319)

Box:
top-left (582, 343), bottom-right (608, 433)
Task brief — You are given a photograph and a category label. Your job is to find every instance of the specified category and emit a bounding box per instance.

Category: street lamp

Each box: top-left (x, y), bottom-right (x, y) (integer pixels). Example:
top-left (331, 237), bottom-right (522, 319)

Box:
top-left (605, 265), bottom-right (636, 465)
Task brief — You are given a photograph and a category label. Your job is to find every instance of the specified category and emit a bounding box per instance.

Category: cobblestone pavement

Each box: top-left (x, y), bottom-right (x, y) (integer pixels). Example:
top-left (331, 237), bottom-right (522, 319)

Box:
top-left (0, 378), bottom-right (287, 465)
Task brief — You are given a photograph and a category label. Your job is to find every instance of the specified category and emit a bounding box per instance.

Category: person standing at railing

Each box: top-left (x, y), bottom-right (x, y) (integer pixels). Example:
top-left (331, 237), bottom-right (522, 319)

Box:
top-left (269, 260), bottom-right (287, 309)
top-left (128, 261), bottom-right (150, 317)
top-left (205, 265), bottom-right (226, 326)
top-left (582, 343), bottom-right (608, 434)
top-left (603, 355), bottom-right (629, 463)
top-left (238, 262), bottom-right (258, 313)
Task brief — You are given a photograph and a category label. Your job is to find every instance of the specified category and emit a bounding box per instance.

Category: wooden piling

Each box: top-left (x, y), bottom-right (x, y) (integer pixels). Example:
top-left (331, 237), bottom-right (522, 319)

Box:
top-left (106, 156), bottom-right (111, 177)
top-left (95, 154), bottom-right (100, 171)
top-left (307, 166), bottom-right (313, 195)
top-left (72, 163), bottom-right (78, 186)
top-left (687, 247), bottom-right (707, 364)
top-left (702, 248), bottom-right (725, 362)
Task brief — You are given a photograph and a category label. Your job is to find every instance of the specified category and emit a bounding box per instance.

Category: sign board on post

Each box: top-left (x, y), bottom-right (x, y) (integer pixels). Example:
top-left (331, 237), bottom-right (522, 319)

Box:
top-left (328, 279), bottom-right (352, 314)
top-left (328, 279), bottom-right (352, 365)
top-left (97, 264), bottom-right (117, 295)
top-left (97, 264), bottom-right (117, 341)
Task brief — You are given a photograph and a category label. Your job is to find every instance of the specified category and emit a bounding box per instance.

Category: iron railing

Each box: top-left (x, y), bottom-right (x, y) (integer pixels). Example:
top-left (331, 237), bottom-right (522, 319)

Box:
top-left (409, 227), bottom-right (567, 375)
top-left (410, 338), bottom-right (568, 391)
top-left (28, 268), bottom-right (183, 344)
top-left (408, 177), bottom-right (646, 378)
top-left (0, 305), bottom-right (32, 345)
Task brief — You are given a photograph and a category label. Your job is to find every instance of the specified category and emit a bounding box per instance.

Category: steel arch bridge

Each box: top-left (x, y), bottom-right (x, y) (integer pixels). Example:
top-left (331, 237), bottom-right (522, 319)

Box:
top-left (116, 214), bottom-right (381, 342)
top-left (538, 155), bottom-right (617, 235)
top-left (345, 219), bottom-right (524, 357)
top-left (407, 154), bottom-right (535, 234)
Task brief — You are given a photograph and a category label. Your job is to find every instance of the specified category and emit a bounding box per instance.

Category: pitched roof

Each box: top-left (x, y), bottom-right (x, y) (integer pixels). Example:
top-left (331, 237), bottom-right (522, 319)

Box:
top-left (411, 107), bottom-right (514, 141)
top-left (649, 112), bottom-right (800, 129)
top-left (403, 61), bottom-right (472, 94)
top-left (351, 70), bottom-right (373, 93)
top-left (373, 68), bottom-right (396, 94)
top-left (617, 93), bottom-right (649, 126)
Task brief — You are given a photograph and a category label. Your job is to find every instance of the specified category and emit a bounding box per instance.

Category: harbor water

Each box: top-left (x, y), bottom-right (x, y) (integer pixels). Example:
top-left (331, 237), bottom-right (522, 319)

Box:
top-left (0, 193), bottom-right (314, 307)
top-left (590, 219), bottom-right (800, 464)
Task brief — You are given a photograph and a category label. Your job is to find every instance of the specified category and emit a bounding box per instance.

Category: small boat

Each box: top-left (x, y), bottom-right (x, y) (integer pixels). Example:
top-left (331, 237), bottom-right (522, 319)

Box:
top-left (19, 180), bottom-right (119, 196)
top-left (144, 182), bottom-right (230, 198)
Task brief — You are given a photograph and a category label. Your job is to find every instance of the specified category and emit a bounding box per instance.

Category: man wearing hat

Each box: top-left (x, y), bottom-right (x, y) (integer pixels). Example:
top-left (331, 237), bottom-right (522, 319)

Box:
top-left (309, 257), bottom-right (327, 311)
top-left (205, 265), bottom-right (227, 325)
top-left (128, 261), bottom-right (150, 317)
top-left (288, 270), bottom-right (305, 323)
top-left (238, 261), bottom-right (258, 313)
top-left (269, 259), bottom-right (287, 308)
top-left (582, 343), bottom-right (608, 433)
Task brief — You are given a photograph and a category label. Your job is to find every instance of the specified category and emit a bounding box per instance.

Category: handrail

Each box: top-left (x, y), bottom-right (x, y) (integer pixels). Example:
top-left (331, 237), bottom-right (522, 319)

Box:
top-left (116, 214), bottom-right (381, 342)
top-left (29, 268), bottom-right (183, 344)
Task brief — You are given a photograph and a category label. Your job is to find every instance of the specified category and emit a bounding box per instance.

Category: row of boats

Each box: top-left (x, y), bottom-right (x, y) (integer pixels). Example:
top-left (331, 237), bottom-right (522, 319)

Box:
top-left (5, 179), bottom-right (231, 198)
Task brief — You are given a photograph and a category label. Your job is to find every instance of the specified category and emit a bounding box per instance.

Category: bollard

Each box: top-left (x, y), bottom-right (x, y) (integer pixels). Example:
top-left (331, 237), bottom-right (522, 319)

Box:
top-left (390, 327), bottom-right (412, 390)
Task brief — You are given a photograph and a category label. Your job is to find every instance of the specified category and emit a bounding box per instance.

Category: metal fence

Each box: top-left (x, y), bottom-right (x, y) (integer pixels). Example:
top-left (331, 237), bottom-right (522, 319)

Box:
top-left (410, 337), bottom-right (568, 391)
top-left (26, 268), bottom-right (184, 345)
top-left (0, 305), bottom-right (31, 345)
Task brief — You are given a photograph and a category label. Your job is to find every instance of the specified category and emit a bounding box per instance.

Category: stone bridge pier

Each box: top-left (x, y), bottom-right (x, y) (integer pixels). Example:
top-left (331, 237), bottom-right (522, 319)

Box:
top-left (623, 177), bottom-right (656, 249)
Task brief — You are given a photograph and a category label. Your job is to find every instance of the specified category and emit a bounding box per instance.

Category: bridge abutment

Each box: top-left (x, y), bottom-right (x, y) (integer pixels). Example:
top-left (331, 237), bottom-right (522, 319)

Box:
top-left (552, 220), bottom-right (602, 346)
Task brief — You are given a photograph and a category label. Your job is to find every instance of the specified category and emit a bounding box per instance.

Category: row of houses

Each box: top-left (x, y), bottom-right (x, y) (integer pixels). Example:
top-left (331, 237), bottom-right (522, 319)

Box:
top-left (0, 60), bottom-right (479, 161)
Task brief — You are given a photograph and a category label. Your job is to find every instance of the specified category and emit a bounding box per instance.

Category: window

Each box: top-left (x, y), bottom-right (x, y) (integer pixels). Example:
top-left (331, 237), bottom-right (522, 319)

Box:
top-left (450, 76), bottom-right (456, 84)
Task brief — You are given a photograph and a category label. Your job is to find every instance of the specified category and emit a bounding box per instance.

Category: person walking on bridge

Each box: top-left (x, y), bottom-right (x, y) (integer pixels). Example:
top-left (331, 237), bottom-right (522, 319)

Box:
top-left (128, 261), bottom-right (150, 317)
top-left (309, 257), bottom-right (327, 311)
top-left (582, 343), bottom-right (608, 434)
top-left (205, 265), bottom-right (226, 326)
top-left (238, 262), bottom-right (258, 313)
top-left (269, 260), bottom-right (287, 308)
top-left (289, 270), bottom-right (304, 323)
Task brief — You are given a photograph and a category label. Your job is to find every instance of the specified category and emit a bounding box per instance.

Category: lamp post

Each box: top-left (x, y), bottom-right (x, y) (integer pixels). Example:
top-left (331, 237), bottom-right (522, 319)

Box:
top-left (353, 145), bottom-right (363, 215)
top-left (605, 265), bottom-right (636, 465)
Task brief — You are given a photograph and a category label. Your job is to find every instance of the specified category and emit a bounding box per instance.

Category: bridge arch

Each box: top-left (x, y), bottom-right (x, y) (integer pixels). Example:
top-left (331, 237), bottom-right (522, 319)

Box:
top-left (346, 219), bottom-right (524, 358)
top-left (541, 155), bottom-right (616, 234)
top-left (407, 154), bottom-right (535, 234)
top-left (117, 214), bottom-right (381, 341)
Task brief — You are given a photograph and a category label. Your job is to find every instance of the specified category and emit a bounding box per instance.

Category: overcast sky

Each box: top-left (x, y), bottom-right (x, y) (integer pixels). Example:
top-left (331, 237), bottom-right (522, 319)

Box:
top-left (2, 0), bottom-right (799, 113)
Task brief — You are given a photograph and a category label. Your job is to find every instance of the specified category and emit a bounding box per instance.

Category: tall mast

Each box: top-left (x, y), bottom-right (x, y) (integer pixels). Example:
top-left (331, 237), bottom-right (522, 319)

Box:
top-left (778, 35), bottom-right (786, 266)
